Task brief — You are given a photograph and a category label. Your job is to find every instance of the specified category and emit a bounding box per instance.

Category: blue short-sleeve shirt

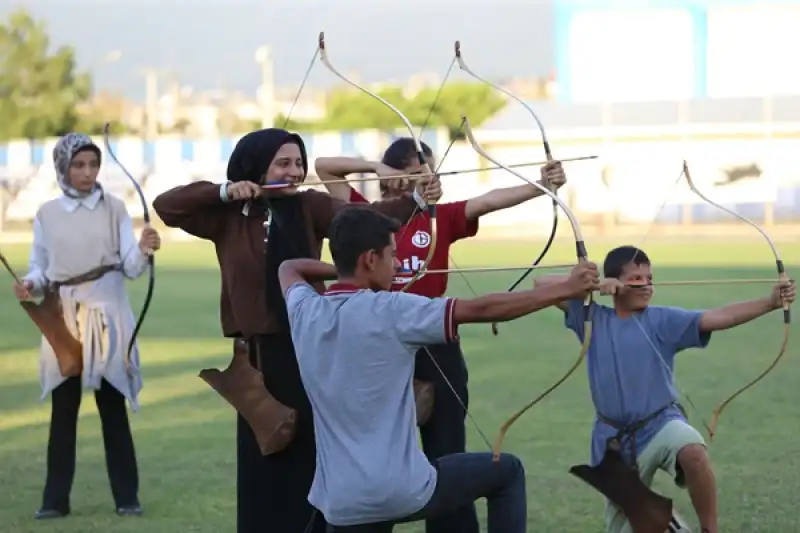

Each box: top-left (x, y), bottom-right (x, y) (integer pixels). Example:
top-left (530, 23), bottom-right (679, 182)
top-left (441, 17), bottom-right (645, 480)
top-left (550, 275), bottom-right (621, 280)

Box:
top-left (564, 299), bottom-right (711, 465)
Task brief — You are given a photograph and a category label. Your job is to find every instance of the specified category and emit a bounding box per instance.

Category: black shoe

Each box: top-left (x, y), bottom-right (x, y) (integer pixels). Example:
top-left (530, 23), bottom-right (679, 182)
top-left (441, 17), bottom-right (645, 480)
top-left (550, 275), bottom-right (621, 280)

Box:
top-left (35, 509), bottom-right (68, 520)
top-left (116, 505), bottom-right (142, 517)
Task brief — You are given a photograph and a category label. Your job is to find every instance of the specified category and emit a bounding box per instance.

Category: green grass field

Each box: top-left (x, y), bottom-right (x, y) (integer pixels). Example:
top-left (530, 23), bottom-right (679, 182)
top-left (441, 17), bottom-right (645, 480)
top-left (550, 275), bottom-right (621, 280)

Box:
top-left (0, 237), bottom-right (797, 532)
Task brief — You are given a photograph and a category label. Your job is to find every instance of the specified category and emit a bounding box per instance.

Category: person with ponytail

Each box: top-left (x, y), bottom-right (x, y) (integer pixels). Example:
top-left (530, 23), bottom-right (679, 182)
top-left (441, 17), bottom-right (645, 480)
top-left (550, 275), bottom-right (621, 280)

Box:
top-left (315, 137), bottom-right (566, 533)
top-left (152, 128), bottom-right (441, 533)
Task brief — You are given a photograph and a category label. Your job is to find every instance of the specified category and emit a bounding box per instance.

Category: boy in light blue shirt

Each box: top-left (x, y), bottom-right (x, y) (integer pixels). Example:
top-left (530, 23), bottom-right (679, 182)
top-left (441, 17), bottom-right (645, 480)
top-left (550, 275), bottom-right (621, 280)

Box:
top-left (278, 206), bottom-right (600, 532)
top-left (536, 244), bottom-right (795, 533)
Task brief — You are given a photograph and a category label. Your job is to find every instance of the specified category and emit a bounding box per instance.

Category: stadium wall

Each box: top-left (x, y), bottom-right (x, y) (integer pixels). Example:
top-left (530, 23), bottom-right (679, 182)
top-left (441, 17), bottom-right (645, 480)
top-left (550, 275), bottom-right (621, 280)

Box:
top-left (1, 124), bottom-right (797, 243)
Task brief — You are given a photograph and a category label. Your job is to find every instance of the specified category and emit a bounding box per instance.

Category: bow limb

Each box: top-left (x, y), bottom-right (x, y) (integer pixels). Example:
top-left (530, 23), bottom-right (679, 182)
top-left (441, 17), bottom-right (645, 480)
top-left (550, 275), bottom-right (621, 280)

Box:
top-left (102, 123), bottom-right (155, 369)
top-left (682, 161), bottom-right (792, 440)
top-left (454, 41), bottom-right (560, 337)
top-left (318, 33), bottom-right (438, 292)
top-left (462, 118), bottom-right (593, 459)
top-left (316, 34), bottom-right (502, 450)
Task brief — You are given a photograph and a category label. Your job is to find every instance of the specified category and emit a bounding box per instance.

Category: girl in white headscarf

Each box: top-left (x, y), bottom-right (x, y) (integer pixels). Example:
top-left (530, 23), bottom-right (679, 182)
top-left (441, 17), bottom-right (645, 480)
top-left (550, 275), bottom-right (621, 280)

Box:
top-left (11, 133), bottom-right (161, 520)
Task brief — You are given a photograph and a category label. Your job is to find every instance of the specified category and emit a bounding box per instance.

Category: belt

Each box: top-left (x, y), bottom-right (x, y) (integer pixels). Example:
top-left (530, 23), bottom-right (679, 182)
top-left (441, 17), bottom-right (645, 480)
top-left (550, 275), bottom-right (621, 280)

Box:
top-left (51, 264), bottom-right (121, 289)
top-left (597, 402), bottom-right (678, 467)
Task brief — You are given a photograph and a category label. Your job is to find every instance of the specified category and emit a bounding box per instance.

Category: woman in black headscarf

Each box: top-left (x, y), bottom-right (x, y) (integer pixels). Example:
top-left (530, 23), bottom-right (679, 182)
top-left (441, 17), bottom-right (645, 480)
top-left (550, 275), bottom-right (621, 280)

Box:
top-left (153, 128), bottom-right (440, 533)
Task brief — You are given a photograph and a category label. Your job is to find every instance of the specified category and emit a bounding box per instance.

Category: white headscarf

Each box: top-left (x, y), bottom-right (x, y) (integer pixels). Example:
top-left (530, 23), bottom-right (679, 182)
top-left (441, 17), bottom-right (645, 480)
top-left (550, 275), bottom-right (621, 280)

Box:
top-left (52, 133), bottom-right (103, 198)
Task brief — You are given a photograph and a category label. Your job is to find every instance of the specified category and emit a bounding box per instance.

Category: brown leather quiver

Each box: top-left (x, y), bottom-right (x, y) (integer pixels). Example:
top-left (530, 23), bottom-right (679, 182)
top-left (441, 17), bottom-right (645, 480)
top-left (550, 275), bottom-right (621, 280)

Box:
top-left (569, 441), bottom-right (673, 533)
top-left (200, 339), bottom-right (436, 454)
top-left (199, 339), bottom-right (298, 456)
top-left (18, 265), bottom-right (120, 378)
top-left (21, 289), bottom-right (82, 377)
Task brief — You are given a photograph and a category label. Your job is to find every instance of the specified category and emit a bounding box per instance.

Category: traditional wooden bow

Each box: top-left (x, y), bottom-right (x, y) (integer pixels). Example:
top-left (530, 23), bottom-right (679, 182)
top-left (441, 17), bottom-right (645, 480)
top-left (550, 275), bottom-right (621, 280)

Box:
top-left (318, 33), bottom-right (438, 292)
top-left (278, 35), bottom-right (498, 454)
top-left (681, 161), bottom-right (792, 439)
top-left (461, 117), bottom-right (594, 459)
top-left (102, 123), bottom-right (155, 367)
top-left (624, 161), bottom-right (792, 441)
top-left (454, 41), bottom-right (562, 336)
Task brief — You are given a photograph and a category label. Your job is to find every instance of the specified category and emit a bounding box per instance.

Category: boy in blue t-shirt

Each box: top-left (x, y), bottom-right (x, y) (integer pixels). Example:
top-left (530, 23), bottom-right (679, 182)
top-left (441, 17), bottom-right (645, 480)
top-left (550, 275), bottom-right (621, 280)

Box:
top-left (535, 244), bottom-right (795, 533)
top-left (277, 206), bottom-right (600, 532)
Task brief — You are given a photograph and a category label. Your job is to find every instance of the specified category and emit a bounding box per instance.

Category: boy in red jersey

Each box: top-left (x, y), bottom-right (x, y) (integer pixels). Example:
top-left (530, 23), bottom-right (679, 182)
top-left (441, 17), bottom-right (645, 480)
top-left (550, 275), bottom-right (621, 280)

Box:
top-left (315, 137), bottom-right (566, 533)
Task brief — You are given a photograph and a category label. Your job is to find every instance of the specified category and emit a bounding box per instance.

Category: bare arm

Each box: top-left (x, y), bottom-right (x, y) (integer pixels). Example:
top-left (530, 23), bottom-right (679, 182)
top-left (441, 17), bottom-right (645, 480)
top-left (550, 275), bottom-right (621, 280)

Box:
top-left (453, 279), bottom-right (578, 324)
top-left (533, 275), bottom-right (571, 312)
top-left (465, 160), bottom-right (565, 220)
top-left (314, 157), bottom-right (380, 202)
top-left (278, 259), bottom-right (339, 296)
top-left (699, 297), bottom-right (777, 332)
top-left (464, 183), bottom-right (548, 220)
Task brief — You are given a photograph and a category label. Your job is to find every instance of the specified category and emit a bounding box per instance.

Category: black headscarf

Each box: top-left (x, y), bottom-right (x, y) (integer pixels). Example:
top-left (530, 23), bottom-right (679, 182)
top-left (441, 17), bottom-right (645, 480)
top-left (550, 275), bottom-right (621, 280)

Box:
top-left (226, 128), bottom-right (312, 331)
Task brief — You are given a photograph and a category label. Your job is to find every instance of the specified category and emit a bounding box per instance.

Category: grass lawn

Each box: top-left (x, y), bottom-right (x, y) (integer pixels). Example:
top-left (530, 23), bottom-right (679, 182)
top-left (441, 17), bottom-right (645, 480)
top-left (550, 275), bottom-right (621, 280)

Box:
top-left (0, 237), bottom-right (797, 532)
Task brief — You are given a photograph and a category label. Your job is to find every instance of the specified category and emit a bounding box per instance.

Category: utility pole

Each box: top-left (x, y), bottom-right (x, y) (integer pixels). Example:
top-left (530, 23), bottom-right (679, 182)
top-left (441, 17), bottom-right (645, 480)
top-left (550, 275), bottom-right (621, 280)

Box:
top-left (140, 68), bottom-right (161, 138)
top-left (255, 45), bottom-right (276, 128)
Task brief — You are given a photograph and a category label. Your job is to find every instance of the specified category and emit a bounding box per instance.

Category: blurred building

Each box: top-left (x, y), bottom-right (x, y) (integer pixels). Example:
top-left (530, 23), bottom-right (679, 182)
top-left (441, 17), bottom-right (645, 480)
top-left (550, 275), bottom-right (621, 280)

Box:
top-left (553, 0), bottom-right (800, 103)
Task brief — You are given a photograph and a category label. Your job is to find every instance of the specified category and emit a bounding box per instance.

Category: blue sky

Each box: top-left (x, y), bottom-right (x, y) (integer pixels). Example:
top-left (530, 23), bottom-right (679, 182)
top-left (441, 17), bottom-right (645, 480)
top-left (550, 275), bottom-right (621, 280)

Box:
top-left (4, 0), bottom-right (556, 101)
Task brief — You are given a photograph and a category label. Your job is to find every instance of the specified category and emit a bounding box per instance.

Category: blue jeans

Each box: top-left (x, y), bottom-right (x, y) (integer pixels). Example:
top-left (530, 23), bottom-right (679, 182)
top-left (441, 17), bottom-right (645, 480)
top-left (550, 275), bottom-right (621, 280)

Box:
top-left (327, 452), bottom-right (527, 533)
top-left (414, 341), bottom-right (478, 533)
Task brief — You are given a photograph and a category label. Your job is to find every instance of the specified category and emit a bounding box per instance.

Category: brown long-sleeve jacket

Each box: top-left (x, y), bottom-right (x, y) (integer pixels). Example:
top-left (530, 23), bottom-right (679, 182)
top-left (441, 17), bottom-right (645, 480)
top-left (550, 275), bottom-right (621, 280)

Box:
top-left (152, 182), bottom-right (418, 337)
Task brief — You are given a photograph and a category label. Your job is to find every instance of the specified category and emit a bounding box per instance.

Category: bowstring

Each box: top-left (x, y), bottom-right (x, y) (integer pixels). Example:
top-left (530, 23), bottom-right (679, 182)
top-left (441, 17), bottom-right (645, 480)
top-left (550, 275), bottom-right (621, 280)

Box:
top-left (286, 38), bottom-right (491, 456)
top-left (257, 43), bottom-right (323, 533)
top-left (395, 61), bottom-right (482, 300)
top-left (393, 55), bottom-right (456, 245)
top-left (417, 56), bottom-right (456, 138)
top-left (623, 166), bottom-right (712, 433)
top-left (281, 47), bottom-right (320, 130)
top-left (384, 57), bottom-right (490, 448)
top-left (416, 124), bottom-right (493, 450)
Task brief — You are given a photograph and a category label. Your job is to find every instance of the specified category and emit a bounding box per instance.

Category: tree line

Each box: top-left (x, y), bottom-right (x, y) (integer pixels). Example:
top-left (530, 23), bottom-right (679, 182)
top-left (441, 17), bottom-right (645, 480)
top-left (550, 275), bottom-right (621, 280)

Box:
top-left (0, 8), bottom-right (508, 142)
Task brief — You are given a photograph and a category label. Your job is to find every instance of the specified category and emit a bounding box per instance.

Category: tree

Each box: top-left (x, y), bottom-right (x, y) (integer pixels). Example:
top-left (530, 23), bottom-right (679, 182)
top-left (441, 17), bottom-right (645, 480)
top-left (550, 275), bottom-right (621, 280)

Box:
top-left (76, 90), bottom-right (127, 136)
top-left (0, 9), bottom-right (92, 141)
top-left (407, 82), bottom-right (508, 139)
top-left (274, 82), bottom-right (507, 140)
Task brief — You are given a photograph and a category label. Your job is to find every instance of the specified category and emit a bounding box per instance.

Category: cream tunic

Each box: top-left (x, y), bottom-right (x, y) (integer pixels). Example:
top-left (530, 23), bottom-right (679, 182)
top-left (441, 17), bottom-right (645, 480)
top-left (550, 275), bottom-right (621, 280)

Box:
top-left (23, 189), bottom-right (149, 410)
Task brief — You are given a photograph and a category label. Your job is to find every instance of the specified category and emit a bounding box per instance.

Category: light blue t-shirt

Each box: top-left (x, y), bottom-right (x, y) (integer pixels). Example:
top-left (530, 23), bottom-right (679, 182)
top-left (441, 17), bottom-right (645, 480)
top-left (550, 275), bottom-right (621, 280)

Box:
top-left (285, 281), bottom-right (458, 526)
top-left (564, 299), bottom-right (711, 465)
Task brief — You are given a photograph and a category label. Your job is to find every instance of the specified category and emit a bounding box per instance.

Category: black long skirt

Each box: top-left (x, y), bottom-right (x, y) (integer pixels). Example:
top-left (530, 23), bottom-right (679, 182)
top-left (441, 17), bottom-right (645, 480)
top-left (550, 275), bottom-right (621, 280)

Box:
top-left (236, 332), bottom-right (327, 533)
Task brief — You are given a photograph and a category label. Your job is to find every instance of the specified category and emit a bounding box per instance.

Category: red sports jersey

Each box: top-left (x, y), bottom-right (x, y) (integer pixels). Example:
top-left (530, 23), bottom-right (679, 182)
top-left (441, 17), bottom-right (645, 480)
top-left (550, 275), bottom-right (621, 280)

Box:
top-left (349, 187), bottom-right (478, 297)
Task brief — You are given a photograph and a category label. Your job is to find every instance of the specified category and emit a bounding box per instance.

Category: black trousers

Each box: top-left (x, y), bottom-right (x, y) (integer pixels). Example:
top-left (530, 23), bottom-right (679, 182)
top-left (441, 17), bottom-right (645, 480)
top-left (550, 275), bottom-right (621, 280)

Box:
top-left (236, 333), bottom-right (327, 533)
top-left (413, 340), bottom-right (479, 533)
top-left (41, 377), bottom-right (139, 513)
top-left (327, 452), bottom-right (526, 533)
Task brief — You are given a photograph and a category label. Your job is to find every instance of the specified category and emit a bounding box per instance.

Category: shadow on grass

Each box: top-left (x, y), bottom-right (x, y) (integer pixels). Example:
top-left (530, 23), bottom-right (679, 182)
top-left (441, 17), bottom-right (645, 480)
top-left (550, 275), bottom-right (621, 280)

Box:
top-left (0, 390), bottom-right (242, 530)
top-left (0, 347), bottom-right (233, 415)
